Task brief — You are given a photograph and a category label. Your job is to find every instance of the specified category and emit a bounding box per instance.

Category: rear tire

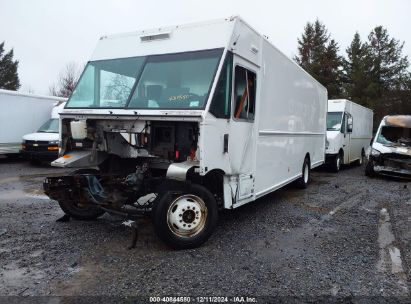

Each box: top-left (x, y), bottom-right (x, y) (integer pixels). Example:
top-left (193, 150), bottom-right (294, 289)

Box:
top-left (152, 183), bottom-right (218, 249)
top-left (296, 157), bottom-right (310, 189)
top-left (57, 169), bottom-right (105, 220)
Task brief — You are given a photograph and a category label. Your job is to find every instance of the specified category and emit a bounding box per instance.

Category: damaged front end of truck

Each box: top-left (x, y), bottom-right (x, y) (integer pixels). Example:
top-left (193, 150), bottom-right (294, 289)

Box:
top-left (365, 115), bottom-right (411, 179)
top-left (43, 47), bottom-right (227, 249)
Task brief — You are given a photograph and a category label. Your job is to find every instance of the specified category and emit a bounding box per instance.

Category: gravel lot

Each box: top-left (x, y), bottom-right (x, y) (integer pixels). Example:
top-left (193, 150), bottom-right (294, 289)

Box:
top-left (0, 158), bottom-right (410, 301)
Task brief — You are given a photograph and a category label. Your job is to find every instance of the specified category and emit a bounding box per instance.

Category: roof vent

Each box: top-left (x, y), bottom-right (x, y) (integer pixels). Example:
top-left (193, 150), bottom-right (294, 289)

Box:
top-left (140, 33), bottom-right (171, 42)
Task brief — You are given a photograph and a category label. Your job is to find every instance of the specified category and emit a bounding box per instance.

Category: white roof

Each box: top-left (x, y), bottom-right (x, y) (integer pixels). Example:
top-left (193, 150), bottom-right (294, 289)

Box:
top-left (91, 17), bottom-right (236, 61)
top-left (0, 88), bottom-right (67, 103)
top-left (328, 99), bottom-right (347, 112)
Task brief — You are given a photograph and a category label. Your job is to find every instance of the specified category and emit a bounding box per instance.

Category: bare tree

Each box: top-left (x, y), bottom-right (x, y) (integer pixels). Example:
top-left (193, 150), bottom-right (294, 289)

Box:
top-left (49, 62), bottom-right (82, 97)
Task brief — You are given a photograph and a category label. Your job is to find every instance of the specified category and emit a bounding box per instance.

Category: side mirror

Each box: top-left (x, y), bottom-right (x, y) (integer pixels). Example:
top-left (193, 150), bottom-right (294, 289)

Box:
top-left (370, 137), bottom-right (374, 146)
top-left (347, 117), bottom-right (353, 133)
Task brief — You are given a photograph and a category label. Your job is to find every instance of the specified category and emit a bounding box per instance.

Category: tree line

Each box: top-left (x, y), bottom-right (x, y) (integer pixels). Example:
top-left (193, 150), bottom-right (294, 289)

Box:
top-left (294, 20), bottom-right (411, 128)
top-left (1, 20), bottom-right (410, 128)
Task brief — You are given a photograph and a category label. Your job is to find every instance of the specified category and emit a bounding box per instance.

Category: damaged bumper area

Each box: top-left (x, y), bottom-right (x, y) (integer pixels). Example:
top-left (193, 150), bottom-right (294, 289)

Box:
top-left (373, 153), bottom-right (411, 178)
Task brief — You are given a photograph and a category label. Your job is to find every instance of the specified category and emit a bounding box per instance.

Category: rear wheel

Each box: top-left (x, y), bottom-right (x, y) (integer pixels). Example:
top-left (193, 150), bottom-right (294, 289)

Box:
top-left (296, 157), bottom-right (310, 189)
top-left (57, 169), bottom-right (105, 220)
top-left (152, 183), bottom-right (218, 249)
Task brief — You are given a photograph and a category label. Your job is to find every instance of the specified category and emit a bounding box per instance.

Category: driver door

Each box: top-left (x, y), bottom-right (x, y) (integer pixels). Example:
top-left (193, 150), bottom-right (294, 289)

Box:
top-left (227, 58), bottom-right (258, 203)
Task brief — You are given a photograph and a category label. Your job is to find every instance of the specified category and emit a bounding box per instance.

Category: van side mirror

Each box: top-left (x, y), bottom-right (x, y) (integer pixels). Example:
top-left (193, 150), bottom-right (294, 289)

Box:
top-left (370, 137), bottom-right (374, 146)
top-left (347, 117), bottom-right (353, 133)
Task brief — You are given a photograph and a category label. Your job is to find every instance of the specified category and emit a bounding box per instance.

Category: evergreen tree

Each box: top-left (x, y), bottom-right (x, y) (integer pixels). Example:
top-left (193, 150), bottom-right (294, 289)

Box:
top-left (365, 26), bottom-right (410, 125)
top-left (344, 33), bottom-right (375, 106)
top-left (0, 42), bottom-right (20, 90)
top-left (366, 26), bottom-right (409, 95)
top-left (295, 20), bottom-right (344, 98)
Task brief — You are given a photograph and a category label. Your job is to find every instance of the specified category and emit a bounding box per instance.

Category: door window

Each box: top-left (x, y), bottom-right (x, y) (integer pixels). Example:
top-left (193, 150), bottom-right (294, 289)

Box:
top-left (233, 66), bottom-right (256, 121)
top-left (209, 52), bottom-right (233, 118)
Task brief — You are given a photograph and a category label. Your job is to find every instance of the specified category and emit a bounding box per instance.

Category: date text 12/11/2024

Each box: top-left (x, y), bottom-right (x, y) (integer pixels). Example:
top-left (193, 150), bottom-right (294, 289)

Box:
top-left (149, 296), bottom-right (257, 303)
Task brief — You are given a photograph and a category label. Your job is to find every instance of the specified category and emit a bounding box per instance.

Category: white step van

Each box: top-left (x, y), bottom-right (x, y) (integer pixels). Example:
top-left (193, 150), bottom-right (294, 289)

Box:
top-left (326, 99), bottom-right (373, 172)
top-left (21, 102), bottom-right (66, 162)
top-left (0, 89), bottom-right (65, 155)
top-left (43, 17), bottom-right (327, 249)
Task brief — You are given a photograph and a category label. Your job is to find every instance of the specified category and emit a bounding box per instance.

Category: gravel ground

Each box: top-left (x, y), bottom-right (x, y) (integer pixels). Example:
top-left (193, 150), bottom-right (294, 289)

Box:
top-left (0, 158), bottom-right (410, 301)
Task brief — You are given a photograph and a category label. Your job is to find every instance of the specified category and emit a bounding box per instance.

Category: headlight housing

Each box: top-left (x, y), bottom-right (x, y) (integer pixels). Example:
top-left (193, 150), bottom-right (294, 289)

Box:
top-left (49, 140), bottom-right (59, 145)
top-left (371, 148), bottom-right (381, 157)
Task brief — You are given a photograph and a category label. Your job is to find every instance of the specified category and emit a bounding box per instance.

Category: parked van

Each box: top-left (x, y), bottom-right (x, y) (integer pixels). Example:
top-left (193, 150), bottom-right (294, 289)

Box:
top-left (21, 102), bottom-right (66, 162)
top-left (365, 115), bottom-right (411, 178)
top-left (0, 89), bottom-right (65, 155)
top-left (43, 17), bottom-right (327, 249)
top-left (326, 99), bottom-right (373, 172)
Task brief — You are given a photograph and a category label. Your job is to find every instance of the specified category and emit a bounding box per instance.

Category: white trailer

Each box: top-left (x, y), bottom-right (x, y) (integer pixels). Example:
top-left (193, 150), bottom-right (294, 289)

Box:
top-left (326, 99), bottom-right (373, 171)
top-left (0, 89), bottom-right (66, 155)
top-left (43, 17), bottom-right (327, 249)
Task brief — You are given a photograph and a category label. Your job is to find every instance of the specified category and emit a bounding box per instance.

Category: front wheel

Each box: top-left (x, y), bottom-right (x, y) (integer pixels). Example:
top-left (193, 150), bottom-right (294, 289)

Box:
top-left (152, 183), bottom-right (218, 249)
top-left (357, 150), bottom-right (365, 166)
top-left (332, 154), bottom-right (343, 172)
top-left (365, 159), bottom-right (375, 177)
top-left (57, 169), bottom-right (105, 220)
top-left (58, 199), bottom-right (105, 220)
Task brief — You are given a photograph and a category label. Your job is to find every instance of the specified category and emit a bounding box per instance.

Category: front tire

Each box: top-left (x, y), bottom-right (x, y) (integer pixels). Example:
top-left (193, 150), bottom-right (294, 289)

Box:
top-left (58, 199), bottom-right (105, 220)
top-left (152, 183), bottom-right (218, 249)
top-left (357, 150), bottom-right (365, 166)
top-left (365, 159), bottom-right (375, 177)
top-left (57, 169), bottom-right (105, 220)
top-left (332, 153), bottom-right (343, 172)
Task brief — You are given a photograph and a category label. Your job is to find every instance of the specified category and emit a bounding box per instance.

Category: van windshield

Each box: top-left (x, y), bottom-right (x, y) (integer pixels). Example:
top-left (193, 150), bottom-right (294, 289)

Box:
top-left (327, 112), bottom-right (343, 131)
top-left (38, 119), bottom-right (59, 133)
top-left (65, 49), bottom-right (223, 109)
top-left (377, 126), bottom-right (411, 147)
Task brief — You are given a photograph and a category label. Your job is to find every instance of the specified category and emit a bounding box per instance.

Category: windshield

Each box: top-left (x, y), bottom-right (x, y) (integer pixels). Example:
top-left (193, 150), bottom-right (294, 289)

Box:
top-left (377, 126), bottom-right (411, 147)
top-left (327, 112), bottom-right (343, 131)
top-left (38, 119), bottom-right (59, 133)
top-left (65, 49), bottom-right (223, 109)
top-left (66, 57), bottom-right (145, 108)
top-left (128, 49), bottom-right (222, 109)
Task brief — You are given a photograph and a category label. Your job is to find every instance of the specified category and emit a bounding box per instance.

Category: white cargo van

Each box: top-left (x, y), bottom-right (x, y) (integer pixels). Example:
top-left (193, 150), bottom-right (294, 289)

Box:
top-left (21, 102), bottom-right (66, 162)
top-left (43, 17), bottom-right (327, 249)
top-left (326, 99), bottom-right (373, 171)
top-left (0, 89), bottom-right (65, 155)
top-left (365, 115), bottom-right (411, 178)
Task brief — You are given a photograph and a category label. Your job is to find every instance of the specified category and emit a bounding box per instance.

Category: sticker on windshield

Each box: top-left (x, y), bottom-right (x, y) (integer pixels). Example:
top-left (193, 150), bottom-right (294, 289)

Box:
top-left (189, 101), bottom-right (200, 107)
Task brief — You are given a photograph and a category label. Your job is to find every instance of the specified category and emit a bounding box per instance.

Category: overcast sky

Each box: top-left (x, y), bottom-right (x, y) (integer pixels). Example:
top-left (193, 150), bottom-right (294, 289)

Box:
top-left (0, 0), bottom-right (410, 95)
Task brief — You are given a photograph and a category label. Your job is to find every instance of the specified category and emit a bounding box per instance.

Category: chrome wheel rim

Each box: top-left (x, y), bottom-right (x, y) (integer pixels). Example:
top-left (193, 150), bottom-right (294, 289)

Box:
top-left (167, 194), bottom-right (207, 237)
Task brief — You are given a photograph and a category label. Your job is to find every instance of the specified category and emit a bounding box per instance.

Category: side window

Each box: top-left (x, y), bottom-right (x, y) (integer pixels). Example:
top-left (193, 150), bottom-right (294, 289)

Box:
top-left (233, 66), bottom-right (256, 120)
top-left (209, 52), bottom-right (233, 118)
